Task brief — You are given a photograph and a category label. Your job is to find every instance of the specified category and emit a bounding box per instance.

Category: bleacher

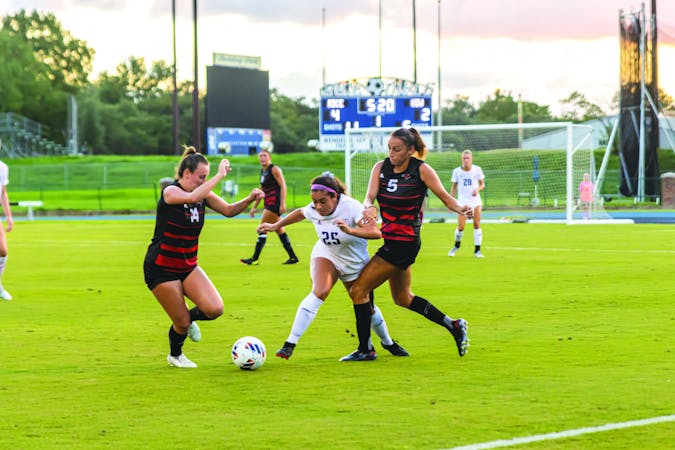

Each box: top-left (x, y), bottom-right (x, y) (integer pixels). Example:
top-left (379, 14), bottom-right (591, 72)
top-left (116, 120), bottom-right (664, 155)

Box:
top-left (0, 112), bottom-right (68, 158)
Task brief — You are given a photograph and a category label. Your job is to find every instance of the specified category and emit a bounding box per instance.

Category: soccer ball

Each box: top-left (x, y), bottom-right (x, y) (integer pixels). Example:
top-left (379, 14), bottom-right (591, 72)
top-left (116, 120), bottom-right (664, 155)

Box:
top-left (231, 336), bottom-right (266, 370)
top-left (366, 77), bottom-right (385, 96)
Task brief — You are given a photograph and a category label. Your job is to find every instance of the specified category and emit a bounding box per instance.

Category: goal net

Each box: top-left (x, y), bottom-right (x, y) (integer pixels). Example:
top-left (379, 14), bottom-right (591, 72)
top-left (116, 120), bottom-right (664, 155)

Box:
top-left (345, 123), bottom-right (618, 224)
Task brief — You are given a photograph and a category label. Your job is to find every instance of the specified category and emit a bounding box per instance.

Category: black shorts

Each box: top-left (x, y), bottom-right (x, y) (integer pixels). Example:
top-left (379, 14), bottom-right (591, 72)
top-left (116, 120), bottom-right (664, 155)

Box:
top-left (264, 205), bottom-right (281, 216)
top-left (143, 260), bottom-right (195, 290)
top-left (375, 239), bottom-right (421, 270)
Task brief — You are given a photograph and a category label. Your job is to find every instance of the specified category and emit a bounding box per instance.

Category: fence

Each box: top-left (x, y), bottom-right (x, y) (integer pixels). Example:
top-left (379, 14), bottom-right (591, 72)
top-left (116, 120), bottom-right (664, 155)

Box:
top-left (5, 161), bottom-right (665, 212)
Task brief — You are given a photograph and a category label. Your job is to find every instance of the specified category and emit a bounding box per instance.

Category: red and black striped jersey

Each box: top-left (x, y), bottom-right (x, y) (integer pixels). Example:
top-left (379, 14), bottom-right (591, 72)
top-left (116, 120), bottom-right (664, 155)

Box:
top-left (377, 157), bottom-right (427, 242)
top-left (260, 164), bottom-right (280, 209)
top-left (145, 181), bottom-right (205, 273)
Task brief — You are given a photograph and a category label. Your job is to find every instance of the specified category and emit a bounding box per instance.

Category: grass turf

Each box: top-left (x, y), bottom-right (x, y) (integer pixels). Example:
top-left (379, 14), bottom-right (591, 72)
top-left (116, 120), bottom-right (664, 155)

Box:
top-left (0, 219), bottom-right (673, 448)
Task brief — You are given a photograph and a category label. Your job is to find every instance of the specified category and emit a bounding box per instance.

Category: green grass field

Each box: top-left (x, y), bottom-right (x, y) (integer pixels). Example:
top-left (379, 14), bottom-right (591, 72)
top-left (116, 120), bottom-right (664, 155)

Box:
top-left (0, 219), bottom-right (673, 449)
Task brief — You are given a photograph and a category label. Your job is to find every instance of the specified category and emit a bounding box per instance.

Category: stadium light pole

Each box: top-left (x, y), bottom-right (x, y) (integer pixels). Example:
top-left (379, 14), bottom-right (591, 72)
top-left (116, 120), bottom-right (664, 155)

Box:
top-left (192, 0), bottom-right (201, 152)
top-left (322, 7), bottom-right (326, 86)
top-left (378, 0), bottom-right (382, 78)
top-left (172, 0), bottom-right (179, 155)
top-left (436, 0), bottom-right (442, 150)
top-left (412, 0), bottom-right (417, 84)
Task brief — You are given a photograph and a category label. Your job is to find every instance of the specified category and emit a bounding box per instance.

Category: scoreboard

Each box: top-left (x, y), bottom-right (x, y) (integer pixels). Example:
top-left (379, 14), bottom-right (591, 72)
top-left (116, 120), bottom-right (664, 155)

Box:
top-left (319, 95), bottom-right (433, 150)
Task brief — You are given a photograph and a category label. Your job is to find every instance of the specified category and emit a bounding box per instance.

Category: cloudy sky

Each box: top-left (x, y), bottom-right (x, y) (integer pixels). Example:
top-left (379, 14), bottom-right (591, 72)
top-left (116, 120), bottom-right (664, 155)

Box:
top-left (2, 0), bottom-right (674, 115)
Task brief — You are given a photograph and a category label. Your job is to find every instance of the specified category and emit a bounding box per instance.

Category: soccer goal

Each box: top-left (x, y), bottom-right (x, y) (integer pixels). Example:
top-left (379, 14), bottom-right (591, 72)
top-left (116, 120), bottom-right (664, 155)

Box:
top-left (344, 123), bottom-right (624, 224)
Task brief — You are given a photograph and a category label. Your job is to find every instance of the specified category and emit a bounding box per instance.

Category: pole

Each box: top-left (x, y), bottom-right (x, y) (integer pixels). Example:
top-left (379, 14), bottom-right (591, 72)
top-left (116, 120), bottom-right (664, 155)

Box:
top-left (172, 0), bottom-right (179, 154)
top-left (517, 93), bottom-right (523, 148)
top-left (637, 3), bottom-right (646, 201)
top-left (378, 0), bottom-right (382, 79)
top-left (412, 0), bottom-right (417, 84)
top-left (436, 0), bottom-right (442, 150)
top-left (192, 0), bottom-right (200, 152)
top-left (322, 7), bottom-right (326, 86)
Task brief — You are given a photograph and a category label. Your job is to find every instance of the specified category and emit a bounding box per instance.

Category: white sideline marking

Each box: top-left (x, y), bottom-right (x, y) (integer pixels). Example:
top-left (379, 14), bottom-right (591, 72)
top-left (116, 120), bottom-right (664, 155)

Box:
top-left (446, 414), bottom-right (675, 450)
top-left (492, 246), bottom-right (675, 254)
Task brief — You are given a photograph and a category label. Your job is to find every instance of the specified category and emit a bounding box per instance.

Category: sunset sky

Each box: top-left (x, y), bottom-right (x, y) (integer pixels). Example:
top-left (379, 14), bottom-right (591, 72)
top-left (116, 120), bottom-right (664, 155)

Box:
top-left (2, 0), bottom-right (674, 115)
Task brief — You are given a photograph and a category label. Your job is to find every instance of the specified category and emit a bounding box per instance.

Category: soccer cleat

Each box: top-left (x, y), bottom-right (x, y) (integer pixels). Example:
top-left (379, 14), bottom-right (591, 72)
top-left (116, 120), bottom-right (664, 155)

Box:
top-left (449, 319), bottom-right (469, 357)
top-left (282, 257), bottom-right (299, 265)
top-left (448, 247), bottom-right (458, 257)
top-left (187, 322), bottom-right (201, 342)
top-left (0, 289), bottom-right (12, 301)
top-left (381, 340), bottom-right (410, 357)
top-left (474, 251), bottom-right (484, 258)
top-left (275, 341), bottom-right (296, 360)
top-left (167, 353), bottom-right (197, 368)
top-left (339, 349), bottom-right (377, 362)
top-left (240, 258), bottom-right (259, 266)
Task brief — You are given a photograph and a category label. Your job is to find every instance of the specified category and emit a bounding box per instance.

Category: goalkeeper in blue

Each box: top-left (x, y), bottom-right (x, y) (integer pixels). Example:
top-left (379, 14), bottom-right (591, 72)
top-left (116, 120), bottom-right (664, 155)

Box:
top-left (257, 172), bottom-right (409, 361)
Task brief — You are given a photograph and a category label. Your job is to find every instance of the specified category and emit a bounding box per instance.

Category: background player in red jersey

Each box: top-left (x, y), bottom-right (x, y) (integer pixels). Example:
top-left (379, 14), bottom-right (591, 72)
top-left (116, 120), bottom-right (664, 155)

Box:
top-left (343, 128), bottom-right (473, 361)
top-left (241, 148), bottom-right (299, 265)
top-left (144, 146), bottom-right (263, 368)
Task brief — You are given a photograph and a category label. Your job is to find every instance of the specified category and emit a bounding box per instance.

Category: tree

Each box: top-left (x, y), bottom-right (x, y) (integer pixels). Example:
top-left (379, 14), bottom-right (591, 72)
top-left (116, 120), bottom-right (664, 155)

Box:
top-left (1, 9), bottom-right (94, 91)
top-left (559, 91), bottom-right (605, 122)
top-left (658, 88), bottom-right (674, 113)
top-left (475, 89), bottom-right (518, 123)
top-left (442, 95), bottom-right (477, 125)
top-left (0, 28), bottom-right (48, 113)
top-left (269, 89), bottom-right (318, 152)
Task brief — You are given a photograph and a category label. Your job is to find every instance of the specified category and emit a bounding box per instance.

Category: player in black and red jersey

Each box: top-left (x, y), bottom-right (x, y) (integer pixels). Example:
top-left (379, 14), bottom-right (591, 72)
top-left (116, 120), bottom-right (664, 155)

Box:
top-left (144, 146), bottom-right (263, 368)
top-left (342, 128), bottom-right (473, 361)
top-left (241, 148), bottom-right (299, 265)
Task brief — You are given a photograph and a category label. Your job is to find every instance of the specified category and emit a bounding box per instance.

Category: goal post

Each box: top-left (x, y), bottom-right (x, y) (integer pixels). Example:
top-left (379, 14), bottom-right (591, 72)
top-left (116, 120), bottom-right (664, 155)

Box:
top-left (345, 123), bottom-right (628, 224)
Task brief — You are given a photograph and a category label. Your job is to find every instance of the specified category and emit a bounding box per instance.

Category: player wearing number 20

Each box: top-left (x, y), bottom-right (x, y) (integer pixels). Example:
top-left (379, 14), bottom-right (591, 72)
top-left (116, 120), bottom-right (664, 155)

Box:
top-left (449, 149), bottom-right (485, 258)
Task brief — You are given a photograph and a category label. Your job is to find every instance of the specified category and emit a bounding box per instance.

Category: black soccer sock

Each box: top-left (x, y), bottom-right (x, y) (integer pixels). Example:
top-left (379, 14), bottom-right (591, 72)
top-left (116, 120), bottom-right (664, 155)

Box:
top-left (354, 303), bottom-right (373, 353)
top-left (455, 241), bottom-right (461, 248)
top-left (189, 307), bottom-right (215, 322)
top-left (252, 233), bottom-right (267, 260)
top-left (475, 245), bottom-right (481, 252)
top-left (279, 233), bottom-right (298, 259)
top-left (408, 295), bottom-right (449, 329)
top-left (168, 326), bottom-right (188, 357)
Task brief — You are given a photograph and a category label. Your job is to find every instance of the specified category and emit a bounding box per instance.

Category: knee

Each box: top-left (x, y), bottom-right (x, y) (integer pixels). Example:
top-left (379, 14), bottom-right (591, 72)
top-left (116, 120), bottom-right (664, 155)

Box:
top-left (313, 289), bottom-right (330, 300)
top-left (348, 284), bottom-right (369, 304)
top-left (174, 318), bottom-right (191, 334)
top-left (393, 293), bottom-right (412, 308)
top-left (204, 304), bottom-right (224, 319)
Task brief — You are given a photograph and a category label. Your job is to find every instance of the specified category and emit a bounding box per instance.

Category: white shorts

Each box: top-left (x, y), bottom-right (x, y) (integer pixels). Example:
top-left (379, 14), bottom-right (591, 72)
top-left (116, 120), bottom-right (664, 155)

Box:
top-left (459, 196), bottom-right (483, 209)
top-left (310, 245), bottom-right (367, 283)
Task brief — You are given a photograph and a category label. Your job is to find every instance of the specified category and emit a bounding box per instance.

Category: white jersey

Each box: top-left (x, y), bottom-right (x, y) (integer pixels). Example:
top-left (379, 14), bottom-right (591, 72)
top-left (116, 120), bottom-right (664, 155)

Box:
top-left (451, 165), bottom-right (484, 207)
top-left (302, 195), bottom-right (370, 282)
top-left (0, 161), bottom-right (9, 187)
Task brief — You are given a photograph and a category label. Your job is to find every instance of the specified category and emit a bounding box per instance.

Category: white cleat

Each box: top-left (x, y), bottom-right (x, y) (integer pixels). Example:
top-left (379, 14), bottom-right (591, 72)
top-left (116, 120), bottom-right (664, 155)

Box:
top-left (448, 247), bottom-right (458, 257)
top-left (0, 289), bottom-right (12, 300)
top-left (474, 251), bottom-right (484, 258)
top-left (187, 322), bottom-right (201, 342)
top-left (167, 353), bottom-right (197, 368)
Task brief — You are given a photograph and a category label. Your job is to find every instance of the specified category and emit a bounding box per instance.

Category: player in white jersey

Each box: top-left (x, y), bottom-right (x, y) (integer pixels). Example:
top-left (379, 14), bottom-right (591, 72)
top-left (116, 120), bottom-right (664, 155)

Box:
top-left (0, 158), bottom-right (13, 300)
top-left (257, 172), bottom-right (408, 360)
top-left (449, 150), bottom-right (485, 258)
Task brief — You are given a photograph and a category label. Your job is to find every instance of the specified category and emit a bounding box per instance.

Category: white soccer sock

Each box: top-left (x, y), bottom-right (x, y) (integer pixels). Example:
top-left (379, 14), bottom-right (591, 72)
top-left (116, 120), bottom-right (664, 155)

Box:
top-left (454, 228), bottom-right (463, 245)
top-left (287, 292), bottom-right (323, 344)
top-left (370, 305), bottom-right (393, 346)
top-left (474, 228), bottom-right (483, 246)
top-left (0, 256), bottom-right (6, 284)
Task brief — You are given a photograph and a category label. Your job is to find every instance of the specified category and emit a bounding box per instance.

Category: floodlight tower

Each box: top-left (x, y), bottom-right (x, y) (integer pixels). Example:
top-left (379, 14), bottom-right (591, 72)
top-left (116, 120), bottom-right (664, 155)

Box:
top-left (192, 0), bottom-right (200, 151)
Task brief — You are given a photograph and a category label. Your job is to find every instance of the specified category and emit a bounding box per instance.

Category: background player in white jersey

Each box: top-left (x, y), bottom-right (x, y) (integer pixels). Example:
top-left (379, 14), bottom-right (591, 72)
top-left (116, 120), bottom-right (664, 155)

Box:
top-left (449, 150), bottom-right (486, 258)
top-left (257, 172), bottom-right (408, 360)
top-left (0, 157), bottom-right (14, 300)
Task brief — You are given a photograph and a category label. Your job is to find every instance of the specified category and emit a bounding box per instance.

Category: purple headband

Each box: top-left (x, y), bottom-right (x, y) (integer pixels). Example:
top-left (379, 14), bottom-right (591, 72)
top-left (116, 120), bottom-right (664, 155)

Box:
top-left (311, 183), bottom-right (337, 194)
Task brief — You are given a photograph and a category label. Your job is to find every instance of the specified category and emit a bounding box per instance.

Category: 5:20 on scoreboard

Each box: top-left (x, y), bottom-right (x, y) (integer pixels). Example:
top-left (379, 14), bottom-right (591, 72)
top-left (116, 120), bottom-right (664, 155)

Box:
top-left (320, 96), bottom-right (432, 135)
